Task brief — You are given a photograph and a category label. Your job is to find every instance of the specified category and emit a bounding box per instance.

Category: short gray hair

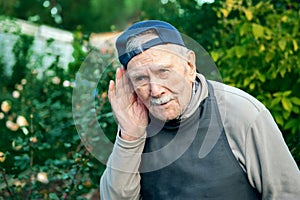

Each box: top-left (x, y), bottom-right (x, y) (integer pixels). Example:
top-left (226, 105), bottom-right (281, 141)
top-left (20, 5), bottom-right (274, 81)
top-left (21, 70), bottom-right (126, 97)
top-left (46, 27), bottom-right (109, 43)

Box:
top-left (126, 29), bottom-right (158, 52)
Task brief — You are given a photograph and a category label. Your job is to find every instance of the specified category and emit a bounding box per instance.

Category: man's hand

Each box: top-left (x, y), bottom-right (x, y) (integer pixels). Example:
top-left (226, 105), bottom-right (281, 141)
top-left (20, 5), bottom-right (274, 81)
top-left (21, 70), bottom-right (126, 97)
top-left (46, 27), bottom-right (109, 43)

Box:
top-left (108, 67), bottom-right (148, 141)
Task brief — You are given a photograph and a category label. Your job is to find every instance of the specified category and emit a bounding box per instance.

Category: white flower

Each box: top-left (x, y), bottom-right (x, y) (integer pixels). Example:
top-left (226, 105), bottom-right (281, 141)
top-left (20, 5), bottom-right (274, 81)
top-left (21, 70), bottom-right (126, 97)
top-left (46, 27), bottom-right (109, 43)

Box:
top-left (13, 180), bottom-right (26, 187)
top-left (30, 137), bottom-right (38, 143)
top-left (16, 115), bottom-right (29, 127)
top-left (52, 76), bottom-right (61, 85)
top-left (6, 120), bottom-right (19, 131)
top-left (1, 101), bottom-right (11, 113)
top-left (21, 79), bottom-right (27, 85)
top-left (15, 84), bottom-right (23, 91)
top-left (12, 90), bottom-right (20, 99)
top-left (37, 172), bottom-right (49, 184)
top-left (0, 112), bottom-right (4, 119)
top-left (0, 151), bottom-right (5, 162)
top-left (63, 80), bottom-right (71, 87)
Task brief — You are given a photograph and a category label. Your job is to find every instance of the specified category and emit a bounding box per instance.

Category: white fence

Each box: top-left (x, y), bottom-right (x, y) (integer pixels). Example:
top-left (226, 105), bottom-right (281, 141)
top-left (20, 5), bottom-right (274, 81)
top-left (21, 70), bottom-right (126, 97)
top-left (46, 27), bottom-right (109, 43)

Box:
top-left (0, 18), bottom-right (74, 79)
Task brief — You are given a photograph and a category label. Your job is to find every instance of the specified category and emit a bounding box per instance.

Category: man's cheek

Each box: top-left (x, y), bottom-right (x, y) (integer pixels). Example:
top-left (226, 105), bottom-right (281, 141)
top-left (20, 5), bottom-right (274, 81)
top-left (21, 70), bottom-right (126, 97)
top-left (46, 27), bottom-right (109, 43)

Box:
top-left (134, 89), bottom-right (149, 105)
top-left (166, 74), bottom-right (187, 89)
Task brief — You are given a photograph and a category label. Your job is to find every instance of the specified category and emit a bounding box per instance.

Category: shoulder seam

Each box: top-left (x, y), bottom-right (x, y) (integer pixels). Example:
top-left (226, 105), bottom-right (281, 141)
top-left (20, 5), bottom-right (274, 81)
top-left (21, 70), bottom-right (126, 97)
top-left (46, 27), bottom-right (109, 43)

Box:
top-left (210, 81), bottom-right (265, 112)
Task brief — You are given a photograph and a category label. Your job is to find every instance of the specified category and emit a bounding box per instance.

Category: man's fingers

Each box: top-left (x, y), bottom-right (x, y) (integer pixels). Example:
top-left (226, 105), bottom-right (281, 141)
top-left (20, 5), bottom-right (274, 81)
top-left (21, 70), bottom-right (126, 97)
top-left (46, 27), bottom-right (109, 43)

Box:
top-left (108, 68), bottom-right (129, 101)
top-left (115, 67), bottom-right (122, 90)
top-left (108, 80), bottom-right (115, 102)
top-left (109, 67), bottom-right (137, 110)
top-left (115, 67), bottom-right (135, 97)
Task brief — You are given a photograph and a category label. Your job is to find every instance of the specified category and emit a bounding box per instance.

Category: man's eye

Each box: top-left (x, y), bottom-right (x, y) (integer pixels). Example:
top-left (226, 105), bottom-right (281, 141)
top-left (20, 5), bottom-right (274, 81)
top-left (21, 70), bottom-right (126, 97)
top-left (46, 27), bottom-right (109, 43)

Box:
top-left (158, 69), bottom-right (169, 78)
top-left (134, 76), bottom-right (148, 82)
top-left (159, 69), bottom-right (169, 73)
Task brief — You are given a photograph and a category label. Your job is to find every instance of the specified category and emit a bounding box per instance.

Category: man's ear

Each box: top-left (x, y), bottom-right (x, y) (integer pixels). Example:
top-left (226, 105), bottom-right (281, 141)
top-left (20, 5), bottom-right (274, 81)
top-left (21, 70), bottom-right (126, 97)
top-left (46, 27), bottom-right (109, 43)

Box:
top-left (186, 50), bottom-right (197, 82)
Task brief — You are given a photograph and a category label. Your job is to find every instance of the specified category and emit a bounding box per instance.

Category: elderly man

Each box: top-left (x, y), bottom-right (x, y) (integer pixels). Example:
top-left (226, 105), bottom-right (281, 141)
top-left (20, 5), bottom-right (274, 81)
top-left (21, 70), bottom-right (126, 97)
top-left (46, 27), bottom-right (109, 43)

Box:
top-left (100, 20), bottom-right (300, 199)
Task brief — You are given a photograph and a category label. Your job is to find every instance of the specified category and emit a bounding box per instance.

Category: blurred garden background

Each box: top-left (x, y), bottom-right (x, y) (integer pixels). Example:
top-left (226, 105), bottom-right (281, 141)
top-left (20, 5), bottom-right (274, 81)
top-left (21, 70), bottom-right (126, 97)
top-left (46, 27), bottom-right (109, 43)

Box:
top-left (0, 0), bottom-right (299, 199)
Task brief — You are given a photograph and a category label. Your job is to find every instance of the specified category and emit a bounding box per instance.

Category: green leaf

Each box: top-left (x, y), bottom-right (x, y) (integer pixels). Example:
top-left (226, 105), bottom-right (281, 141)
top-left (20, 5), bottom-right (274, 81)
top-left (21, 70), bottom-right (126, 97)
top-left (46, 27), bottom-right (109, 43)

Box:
top-left (235, 46), bottom-right (246, 58)
top-left (258, 74), bottom-right (266, 82)
top-left (264, 28), bottom-right (273, 40)
top-left (49, 193), bottom-right (60, 200)
top-left (274, 113), bottom-right (284, 126)
top-left (281, 97), bottom-right (293, 111)
top-left (283, 110), bottom-right (291, 120)
top-left (265, 51), bottom-right (274, 62)
top-left (291, 97), bottom-right (300, 105)
top-left (292, 106), bottom-right (299, 114)
top-left (64, 143), bottom-right (71, 148)
top-left (278, 39), bottom-right (287, 51)
top-left (292, 39), bottom-right (298, 51)
top-left (282, 90), bottom-right (292, 96)
top-left (62, 173), bottom-right (70, 180)
top-left (279, 68), bottom-right (286, 78)
top-left (243, 77), bottom-right (251, 87)
top-left (220, 8), bottom-right (230, 18)
top-left (210, 51), bottom-right (219, 61)
top-left (252, 23), bottom-right (264, 38)
top-left (239, 23), bottom-right (249, 36)
top-left (270, 97), bottom-right (281, 108)
top-left (284, 119), bottom-right (298, 130)
top-left (244, 8), bottom-right (253, 21)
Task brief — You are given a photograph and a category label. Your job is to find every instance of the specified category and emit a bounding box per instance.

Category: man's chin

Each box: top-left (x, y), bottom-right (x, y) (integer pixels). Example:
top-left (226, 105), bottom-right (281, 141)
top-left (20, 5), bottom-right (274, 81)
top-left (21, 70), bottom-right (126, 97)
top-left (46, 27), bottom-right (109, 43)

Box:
top-left (149, 111), bottom-right (179, 122)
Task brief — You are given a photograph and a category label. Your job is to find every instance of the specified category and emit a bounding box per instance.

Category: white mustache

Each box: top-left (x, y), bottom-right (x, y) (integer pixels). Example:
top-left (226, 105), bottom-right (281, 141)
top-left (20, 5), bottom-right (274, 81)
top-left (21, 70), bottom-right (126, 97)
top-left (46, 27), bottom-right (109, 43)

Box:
top-left (150, 96), bottom-right (174, 106)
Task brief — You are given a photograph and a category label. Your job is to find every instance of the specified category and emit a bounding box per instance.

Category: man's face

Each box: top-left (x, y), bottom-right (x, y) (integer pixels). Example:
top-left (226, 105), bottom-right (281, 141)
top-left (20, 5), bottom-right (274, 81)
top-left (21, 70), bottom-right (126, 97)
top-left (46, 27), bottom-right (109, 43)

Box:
top-left (126, 45), bottom-right (196, 121)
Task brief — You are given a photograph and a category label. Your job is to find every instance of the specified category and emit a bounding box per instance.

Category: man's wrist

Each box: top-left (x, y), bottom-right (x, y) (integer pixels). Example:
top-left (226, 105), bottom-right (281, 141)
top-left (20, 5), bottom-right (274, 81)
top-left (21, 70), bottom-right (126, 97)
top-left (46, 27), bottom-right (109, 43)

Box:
top-left (119, 130), bottom-right (145, 141)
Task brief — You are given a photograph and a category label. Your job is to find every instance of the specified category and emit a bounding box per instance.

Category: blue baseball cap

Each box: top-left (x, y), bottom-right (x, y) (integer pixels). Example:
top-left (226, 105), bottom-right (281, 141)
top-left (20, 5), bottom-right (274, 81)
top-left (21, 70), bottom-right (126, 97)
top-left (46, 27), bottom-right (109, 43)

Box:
top-left (116, 20), bottom-right (186, 69)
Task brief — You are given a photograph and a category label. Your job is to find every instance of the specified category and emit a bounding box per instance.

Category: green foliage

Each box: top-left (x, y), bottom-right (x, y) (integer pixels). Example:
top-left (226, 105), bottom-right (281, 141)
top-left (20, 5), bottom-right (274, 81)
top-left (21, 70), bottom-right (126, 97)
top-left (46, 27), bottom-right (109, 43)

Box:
top-left (139, 0), bottom-right (222, 51)
top-left (210, 0), bottom-right (300, 164)
top-left (9, 34), bottom-right (34, 88)
top-left (0, 20), bottom-right (114, 199)
top-left (0, 0), bottom-right (143, 33)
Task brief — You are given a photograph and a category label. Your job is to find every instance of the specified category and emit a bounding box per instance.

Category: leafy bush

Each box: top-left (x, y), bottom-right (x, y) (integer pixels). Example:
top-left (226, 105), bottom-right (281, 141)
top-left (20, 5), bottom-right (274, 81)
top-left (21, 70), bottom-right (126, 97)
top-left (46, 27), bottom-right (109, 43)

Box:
top-left (210, 0), bottom-right (300, 165)
top-left (0, 21), bottom-right (115, 199)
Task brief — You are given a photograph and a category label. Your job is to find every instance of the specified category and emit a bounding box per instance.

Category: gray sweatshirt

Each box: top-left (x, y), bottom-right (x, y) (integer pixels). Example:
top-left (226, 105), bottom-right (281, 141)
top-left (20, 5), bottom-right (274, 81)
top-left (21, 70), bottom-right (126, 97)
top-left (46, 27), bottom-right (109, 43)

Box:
top-left (100, 74), bottom-right (300, 200)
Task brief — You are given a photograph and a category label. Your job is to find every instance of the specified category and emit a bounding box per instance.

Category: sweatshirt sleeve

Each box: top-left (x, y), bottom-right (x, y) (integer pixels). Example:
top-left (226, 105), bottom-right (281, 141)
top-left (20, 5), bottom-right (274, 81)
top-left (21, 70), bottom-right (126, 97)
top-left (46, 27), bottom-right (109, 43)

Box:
top-left (100, 132), bottom-right (146, 200)
top-left (245, 109), bottom-right (300, 199)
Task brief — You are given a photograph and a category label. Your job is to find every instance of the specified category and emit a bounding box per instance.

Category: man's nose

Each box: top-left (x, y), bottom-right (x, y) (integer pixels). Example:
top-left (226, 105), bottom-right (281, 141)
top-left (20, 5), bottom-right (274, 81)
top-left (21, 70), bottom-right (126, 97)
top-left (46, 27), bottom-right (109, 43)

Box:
top-left (150, 82), bottom-right (165, 97)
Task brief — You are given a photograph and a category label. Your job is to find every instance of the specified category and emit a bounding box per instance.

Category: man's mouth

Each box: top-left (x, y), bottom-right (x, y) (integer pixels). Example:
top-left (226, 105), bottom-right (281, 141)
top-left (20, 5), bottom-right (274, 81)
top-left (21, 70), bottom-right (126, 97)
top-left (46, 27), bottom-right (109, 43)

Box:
top-left (150, 96), bottom-right (173, 106)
